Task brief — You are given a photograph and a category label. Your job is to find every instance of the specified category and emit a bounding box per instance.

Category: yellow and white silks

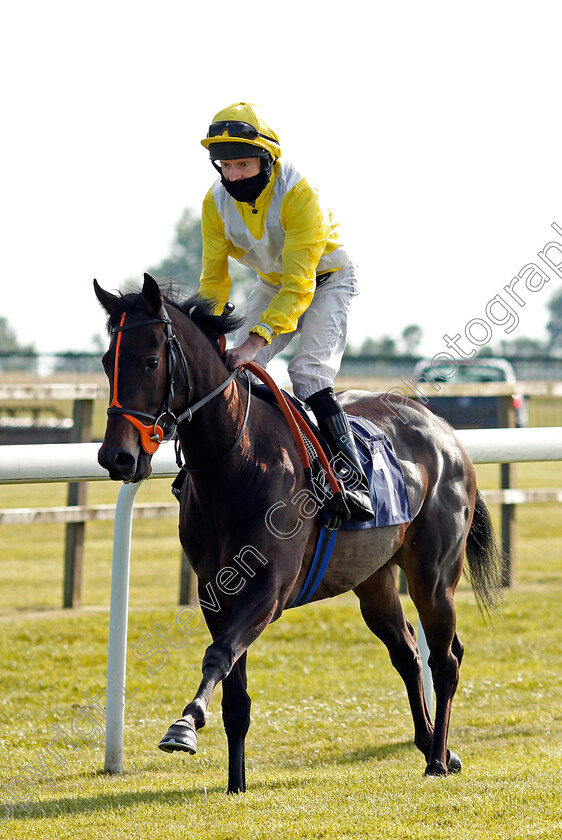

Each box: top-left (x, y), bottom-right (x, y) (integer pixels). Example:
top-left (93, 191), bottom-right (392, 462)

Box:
top-left (199, 159), bottom-right (358, 401)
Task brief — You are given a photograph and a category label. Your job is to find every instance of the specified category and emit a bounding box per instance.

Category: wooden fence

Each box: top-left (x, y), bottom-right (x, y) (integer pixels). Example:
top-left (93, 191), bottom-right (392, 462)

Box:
top-left (2, 428), bottom-right (562, 606)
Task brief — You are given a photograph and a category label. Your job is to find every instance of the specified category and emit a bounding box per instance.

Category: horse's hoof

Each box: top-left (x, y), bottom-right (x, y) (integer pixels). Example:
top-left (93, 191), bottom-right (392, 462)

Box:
top-left (424, 760), bottom-right (448, 777)
top-left (158, 720), bottom-right (197, 754)
top-left (447, 750), bottom-right (462, 773)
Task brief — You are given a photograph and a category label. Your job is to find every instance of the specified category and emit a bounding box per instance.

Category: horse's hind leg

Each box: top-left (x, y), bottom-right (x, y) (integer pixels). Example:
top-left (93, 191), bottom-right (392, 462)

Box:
top-left (416, 591), bottom-right (463, 775)
top-left (404, 537), bottom-right (465, 776)
top-left (354, 565), bottom-right (434, 763)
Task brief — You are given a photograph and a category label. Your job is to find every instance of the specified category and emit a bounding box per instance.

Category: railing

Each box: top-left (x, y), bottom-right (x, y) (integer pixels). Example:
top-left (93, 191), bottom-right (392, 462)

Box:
top-left (1, 427), bottom-right (562, 773)
top-left (0, 384), bottom-right (103, 607)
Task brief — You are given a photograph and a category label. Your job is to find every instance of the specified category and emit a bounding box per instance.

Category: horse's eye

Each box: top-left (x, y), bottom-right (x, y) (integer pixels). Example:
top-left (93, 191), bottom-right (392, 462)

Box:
top-left (145, 357), bottom-right (159, 371)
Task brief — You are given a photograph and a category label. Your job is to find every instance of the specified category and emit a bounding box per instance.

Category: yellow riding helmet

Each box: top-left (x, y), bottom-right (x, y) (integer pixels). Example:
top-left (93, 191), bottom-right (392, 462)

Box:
top-left (201, 102), bottom-right (282, 162)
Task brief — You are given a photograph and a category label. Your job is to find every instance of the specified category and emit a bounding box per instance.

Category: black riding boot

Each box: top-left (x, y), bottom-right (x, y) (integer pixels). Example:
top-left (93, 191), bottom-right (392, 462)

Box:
top-left (321, 411), bottom-right (375, 522)
top-left (307, 388), bottom-right (374, 523)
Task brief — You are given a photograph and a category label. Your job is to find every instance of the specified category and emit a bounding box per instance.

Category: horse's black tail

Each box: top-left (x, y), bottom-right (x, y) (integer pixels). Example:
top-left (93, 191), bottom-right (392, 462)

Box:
top-left (465, 488), bottom-right (504, 619)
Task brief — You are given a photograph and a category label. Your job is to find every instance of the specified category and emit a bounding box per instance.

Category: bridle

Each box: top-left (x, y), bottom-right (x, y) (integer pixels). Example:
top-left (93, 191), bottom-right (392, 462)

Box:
top-left (106, 306), bottom-right (251, 469)
top-left (107, 306), bottom-right (191, 453)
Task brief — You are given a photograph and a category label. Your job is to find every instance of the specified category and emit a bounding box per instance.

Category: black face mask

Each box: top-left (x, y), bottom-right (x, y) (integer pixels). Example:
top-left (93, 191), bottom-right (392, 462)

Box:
top-left (220, 169), bottom-right (269, 203)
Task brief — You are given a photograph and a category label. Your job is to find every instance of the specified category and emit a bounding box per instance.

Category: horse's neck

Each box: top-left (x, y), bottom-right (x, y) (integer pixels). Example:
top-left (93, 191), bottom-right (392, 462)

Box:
top-left (179, 381), bottom-right (250, 476)
top-left (176, 330), bottom-right (250, 475)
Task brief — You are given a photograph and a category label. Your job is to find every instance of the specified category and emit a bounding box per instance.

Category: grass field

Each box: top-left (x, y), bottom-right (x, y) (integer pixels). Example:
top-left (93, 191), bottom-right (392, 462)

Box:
top-left (0, 463), bottom-right (561, 838)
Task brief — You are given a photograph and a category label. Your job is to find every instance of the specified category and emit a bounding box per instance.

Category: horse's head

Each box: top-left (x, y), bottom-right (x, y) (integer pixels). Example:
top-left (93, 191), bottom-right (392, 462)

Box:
top-left (94, 273), bottom-right (190, 482)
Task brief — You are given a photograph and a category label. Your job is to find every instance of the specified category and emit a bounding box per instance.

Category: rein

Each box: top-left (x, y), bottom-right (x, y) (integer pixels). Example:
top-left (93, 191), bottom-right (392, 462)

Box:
top-left (176, 369), bottom-right (251, 474)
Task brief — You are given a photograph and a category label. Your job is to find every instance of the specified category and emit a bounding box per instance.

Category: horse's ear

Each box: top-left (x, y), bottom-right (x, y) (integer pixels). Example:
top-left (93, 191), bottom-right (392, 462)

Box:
top-left (143, 273), bottom-right (164, 315)
top-left (93, 279), bottom-right (120, 315)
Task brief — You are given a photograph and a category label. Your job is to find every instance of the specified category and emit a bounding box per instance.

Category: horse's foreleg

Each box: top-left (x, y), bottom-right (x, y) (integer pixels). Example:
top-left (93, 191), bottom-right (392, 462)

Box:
top-left (158, 651), bottom-right (218, 756)
top-left (158, 604), bottom-right (234, 757)
top-left (159, 564), bottom-right (287, 784)
top-left (174, 649), bottom-right (251, 793)
top-left (354, 566), bottom-right (434, 762)
top-left (222, 652), bottom-right (250, 793)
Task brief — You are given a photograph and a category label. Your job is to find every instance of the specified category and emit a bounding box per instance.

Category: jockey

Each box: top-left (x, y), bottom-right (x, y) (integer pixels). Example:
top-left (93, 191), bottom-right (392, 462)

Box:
top-left (198, 101), bottom-right (373, 523)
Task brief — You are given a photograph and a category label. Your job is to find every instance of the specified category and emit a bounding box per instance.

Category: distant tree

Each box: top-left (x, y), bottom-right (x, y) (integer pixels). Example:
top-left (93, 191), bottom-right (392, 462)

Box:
top-left (342, 341), bottom-right (357, 357)
top-left (0, 316), bottom-right (36, 372)
top-left (546, 288), bottom-right (562, 352)
top-left (145, 208), bottom-right (254, 312)
top-left (146, 208), bottom-right (203, 291)
top-left (53, 352), bottom-right (103, 374)
top-left (358, 335), bottom-right (397, 356)
top-left (90, 334), bottom-right (106, 353)
top-left (0, 317), bottom-right (34, 354)
top-left (498, 337), bottom-right (547, 358)
top-left (401, 324), bottom-right (423, 355)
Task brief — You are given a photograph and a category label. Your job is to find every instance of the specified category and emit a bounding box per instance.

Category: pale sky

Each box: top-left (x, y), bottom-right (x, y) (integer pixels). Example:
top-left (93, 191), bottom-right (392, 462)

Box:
top-left (1, 1), bottom-right (561, 357)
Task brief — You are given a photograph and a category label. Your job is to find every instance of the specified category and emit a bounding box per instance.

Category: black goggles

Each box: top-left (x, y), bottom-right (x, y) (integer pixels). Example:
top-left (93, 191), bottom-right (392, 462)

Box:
top-left (207, 120), bottom-right (277, 145)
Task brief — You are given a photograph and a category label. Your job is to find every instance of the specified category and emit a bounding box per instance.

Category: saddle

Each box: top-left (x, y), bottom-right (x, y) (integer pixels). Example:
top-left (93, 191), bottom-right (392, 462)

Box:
top-left (171, 357), bottom-right (411, 532)
top-left (245, 362), bottom-right (353, 528)
top-left (247, 364), bottom-right (411, 531)
top-left (245, 363), bottom-right (412, 609)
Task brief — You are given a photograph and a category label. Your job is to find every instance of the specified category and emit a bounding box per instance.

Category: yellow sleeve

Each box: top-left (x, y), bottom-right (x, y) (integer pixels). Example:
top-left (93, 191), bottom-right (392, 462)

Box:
top-left (198, 189), bottom-right (232, 314)
top-left (251, 180), bottom-right (332, 338)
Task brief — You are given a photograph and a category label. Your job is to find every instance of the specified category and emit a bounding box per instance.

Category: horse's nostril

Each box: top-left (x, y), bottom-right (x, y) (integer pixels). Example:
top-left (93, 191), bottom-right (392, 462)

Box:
top-left (115, 452), bottom-right (136, 470)
top-left (98, 446), bottom-right (137, 480)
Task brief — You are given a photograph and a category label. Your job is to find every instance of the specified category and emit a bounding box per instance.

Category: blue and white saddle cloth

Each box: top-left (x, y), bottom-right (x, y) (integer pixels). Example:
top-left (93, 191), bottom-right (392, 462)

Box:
top-left (341, 415), bottom-right (412, 529)
top-left (252, 385), bottom-right (411, 529)
top-left (286, 414), bottom-right (412, 609)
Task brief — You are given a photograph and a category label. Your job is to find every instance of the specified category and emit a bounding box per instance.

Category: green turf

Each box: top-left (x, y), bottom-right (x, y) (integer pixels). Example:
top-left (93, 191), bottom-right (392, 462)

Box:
top-left (1, 461), bottom-right (561, 838)
top-left (0, 589), bottom-right (560, 839)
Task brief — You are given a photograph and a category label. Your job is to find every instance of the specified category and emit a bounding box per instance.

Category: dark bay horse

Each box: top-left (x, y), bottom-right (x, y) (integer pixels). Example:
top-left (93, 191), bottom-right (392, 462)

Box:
top-left (95, 274), bottom-right (502, 792)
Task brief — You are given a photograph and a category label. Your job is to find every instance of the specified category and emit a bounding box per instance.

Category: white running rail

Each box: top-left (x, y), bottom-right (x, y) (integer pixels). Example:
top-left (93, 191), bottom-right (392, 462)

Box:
top-left (1, 427), bottom-right (562, 772)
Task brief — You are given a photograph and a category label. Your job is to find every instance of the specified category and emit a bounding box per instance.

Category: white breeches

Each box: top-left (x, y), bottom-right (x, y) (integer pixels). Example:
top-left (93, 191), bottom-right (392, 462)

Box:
top-left (233, 263), bottom-right (358, 402)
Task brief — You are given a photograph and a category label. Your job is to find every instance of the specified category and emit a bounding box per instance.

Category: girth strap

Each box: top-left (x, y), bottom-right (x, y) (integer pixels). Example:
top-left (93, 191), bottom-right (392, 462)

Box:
top-left (287, 526), bottom-right (338, 608)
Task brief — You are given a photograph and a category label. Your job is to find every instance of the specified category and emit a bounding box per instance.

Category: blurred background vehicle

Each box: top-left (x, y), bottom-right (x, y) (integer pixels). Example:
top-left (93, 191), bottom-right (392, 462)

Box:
top-left (411, 357), bottom-right (528, 428)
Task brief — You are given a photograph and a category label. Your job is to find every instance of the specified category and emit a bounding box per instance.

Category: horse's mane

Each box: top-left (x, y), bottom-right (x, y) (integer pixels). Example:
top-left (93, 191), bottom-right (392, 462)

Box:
top-left (104, 284), bottom-right (244, 348)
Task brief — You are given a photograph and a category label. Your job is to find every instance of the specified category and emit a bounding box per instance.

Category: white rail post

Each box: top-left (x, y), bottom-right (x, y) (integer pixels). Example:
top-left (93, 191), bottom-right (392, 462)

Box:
top-left (104, 481), bottom-right (142, 774)
top-left (417, 619), bottom-right (433, 716)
